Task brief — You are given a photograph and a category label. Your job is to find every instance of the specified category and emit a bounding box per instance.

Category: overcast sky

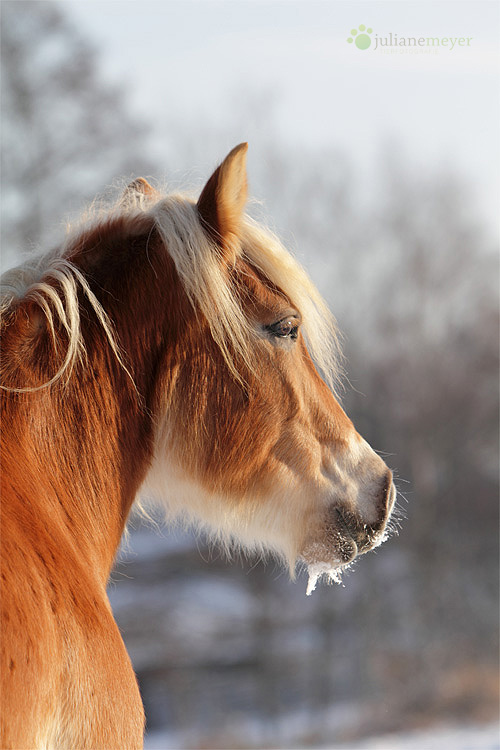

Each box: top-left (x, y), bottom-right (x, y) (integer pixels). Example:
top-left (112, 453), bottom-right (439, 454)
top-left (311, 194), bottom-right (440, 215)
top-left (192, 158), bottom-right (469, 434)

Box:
top-left (63, 0), bottom-right (499, 234)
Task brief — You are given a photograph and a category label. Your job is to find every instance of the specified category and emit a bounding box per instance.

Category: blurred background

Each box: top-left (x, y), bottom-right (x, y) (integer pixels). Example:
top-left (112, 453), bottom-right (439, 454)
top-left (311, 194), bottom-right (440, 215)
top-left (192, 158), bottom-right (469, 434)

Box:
top-left (1, 1), bottom-right (498, 748)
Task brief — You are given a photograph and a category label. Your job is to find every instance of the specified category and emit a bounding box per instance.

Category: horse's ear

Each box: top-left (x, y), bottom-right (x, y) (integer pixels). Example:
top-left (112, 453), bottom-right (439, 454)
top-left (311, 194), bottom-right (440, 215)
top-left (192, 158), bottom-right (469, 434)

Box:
top-left (197, 143), bottom-right (248, 260)
top-left (120, 177), bottom-right (158, 207)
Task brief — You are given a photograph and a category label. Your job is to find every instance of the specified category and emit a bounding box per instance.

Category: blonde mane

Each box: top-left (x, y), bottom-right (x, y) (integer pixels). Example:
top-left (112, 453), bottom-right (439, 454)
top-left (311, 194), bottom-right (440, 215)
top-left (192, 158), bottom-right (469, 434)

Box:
top-left (0, 254), bottom-right (134, 393)
top-left (1, 187), bottom-right (343, 393)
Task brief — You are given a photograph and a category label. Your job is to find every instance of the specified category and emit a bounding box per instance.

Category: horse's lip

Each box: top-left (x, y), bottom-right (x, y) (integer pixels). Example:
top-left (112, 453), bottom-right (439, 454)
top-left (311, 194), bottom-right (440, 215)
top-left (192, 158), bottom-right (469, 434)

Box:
top-left (334, 504), bottom-right (390, 556)
top-left (333, 507), bottom-right (359, 562)
top-left (301, 506), bottom-right (361, 568)
top-left (334, 507), bottom-right (353, 538)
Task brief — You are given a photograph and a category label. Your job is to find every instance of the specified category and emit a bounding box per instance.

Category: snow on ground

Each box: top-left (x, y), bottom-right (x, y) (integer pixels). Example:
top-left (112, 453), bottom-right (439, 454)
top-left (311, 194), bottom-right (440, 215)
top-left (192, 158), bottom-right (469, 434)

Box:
top-left (144, 722), bottom-right (499, 749)
top-left (343, 722), bottom-right (500, 749)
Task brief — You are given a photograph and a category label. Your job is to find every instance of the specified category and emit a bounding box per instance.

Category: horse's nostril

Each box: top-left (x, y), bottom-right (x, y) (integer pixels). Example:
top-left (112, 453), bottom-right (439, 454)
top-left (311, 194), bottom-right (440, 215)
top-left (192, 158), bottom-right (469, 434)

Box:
top-left (387, 480), bottom-right (396, 513)
top-left (379, 469), bottom-right (395, 515)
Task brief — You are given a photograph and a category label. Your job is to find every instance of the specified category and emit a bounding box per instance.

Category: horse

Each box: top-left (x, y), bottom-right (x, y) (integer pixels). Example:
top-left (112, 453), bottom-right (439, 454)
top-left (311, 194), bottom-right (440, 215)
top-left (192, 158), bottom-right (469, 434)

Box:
top-left (0, 143), bottom-right (396, 749)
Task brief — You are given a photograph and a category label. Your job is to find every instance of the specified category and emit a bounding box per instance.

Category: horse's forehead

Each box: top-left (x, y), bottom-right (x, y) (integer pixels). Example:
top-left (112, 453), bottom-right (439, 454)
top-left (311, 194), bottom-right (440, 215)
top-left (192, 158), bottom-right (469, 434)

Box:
top-left (234, 257), bottom-right (292, 314)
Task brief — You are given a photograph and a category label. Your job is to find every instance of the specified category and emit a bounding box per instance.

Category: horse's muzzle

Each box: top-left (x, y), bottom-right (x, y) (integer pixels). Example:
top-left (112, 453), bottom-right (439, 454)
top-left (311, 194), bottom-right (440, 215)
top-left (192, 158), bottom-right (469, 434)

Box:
top-left (331, 470), bottom-right (396, 559)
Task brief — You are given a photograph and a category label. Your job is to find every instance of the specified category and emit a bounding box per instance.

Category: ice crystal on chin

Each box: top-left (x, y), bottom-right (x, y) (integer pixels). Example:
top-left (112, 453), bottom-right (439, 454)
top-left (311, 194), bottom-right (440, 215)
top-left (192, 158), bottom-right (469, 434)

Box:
top-left (306, 562), bottom-right (346, 596)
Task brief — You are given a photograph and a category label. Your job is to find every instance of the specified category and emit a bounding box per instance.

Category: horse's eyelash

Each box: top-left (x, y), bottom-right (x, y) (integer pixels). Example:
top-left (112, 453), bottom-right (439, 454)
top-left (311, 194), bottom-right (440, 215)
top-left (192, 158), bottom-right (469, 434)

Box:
top-left (264, 319), bottom-right (299, 338)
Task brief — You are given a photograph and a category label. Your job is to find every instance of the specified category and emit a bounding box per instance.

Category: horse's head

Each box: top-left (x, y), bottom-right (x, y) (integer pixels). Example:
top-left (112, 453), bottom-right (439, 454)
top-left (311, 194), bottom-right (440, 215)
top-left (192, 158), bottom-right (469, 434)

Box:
top-left (128, 144), bottom-right (396, 592)
top-left (5, 144), bottom-right (394, 592)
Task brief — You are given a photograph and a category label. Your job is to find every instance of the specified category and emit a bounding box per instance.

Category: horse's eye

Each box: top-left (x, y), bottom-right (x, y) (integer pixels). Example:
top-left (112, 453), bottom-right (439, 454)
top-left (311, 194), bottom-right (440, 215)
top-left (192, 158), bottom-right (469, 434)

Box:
top-left (265, 318), bottom-right (299, 340)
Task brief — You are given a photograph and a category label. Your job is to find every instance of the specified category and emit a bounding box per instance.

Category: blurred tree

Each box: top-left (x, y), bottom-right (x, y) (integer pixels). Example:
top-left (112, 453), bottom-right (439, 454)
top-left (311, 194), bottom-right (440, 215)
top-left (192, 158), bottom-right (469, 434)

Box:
top-left (336, 161), bottom-right (499, 693)
top-left (0, 0), bottom-right (152, 269)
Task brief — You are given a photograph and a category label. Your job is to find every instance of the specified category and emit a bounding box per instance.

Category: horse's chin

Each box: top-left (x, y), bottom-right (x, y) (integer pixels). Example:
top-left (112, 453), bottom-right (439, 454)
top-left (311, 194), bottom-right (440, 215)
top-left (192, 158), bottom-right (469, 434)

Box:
top-left (300, 503), bottom-right (392, 595)
top-left (303, 562), bottom-right (348, 596)
top-left (300, 537), bottom-right (357, 596)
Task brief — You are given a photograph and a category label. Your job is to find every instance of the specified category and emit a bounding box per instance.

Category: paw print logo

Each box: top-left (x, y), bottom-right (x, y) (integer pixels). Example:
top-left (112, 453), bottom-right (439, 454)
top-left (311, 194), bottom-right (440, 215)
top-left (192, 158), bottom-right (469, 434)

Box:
top-left (347, 25), bottom-right (373, 50)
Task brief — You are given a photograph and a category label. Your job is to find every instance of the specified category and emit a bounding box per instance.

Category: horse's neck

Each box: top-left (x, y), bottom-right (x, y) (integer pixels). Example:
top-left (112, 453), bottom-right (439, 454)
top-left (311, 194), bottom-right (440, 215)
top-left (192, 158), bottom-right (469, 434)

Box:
top-left (2, 352), bottom-right (154, 583)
